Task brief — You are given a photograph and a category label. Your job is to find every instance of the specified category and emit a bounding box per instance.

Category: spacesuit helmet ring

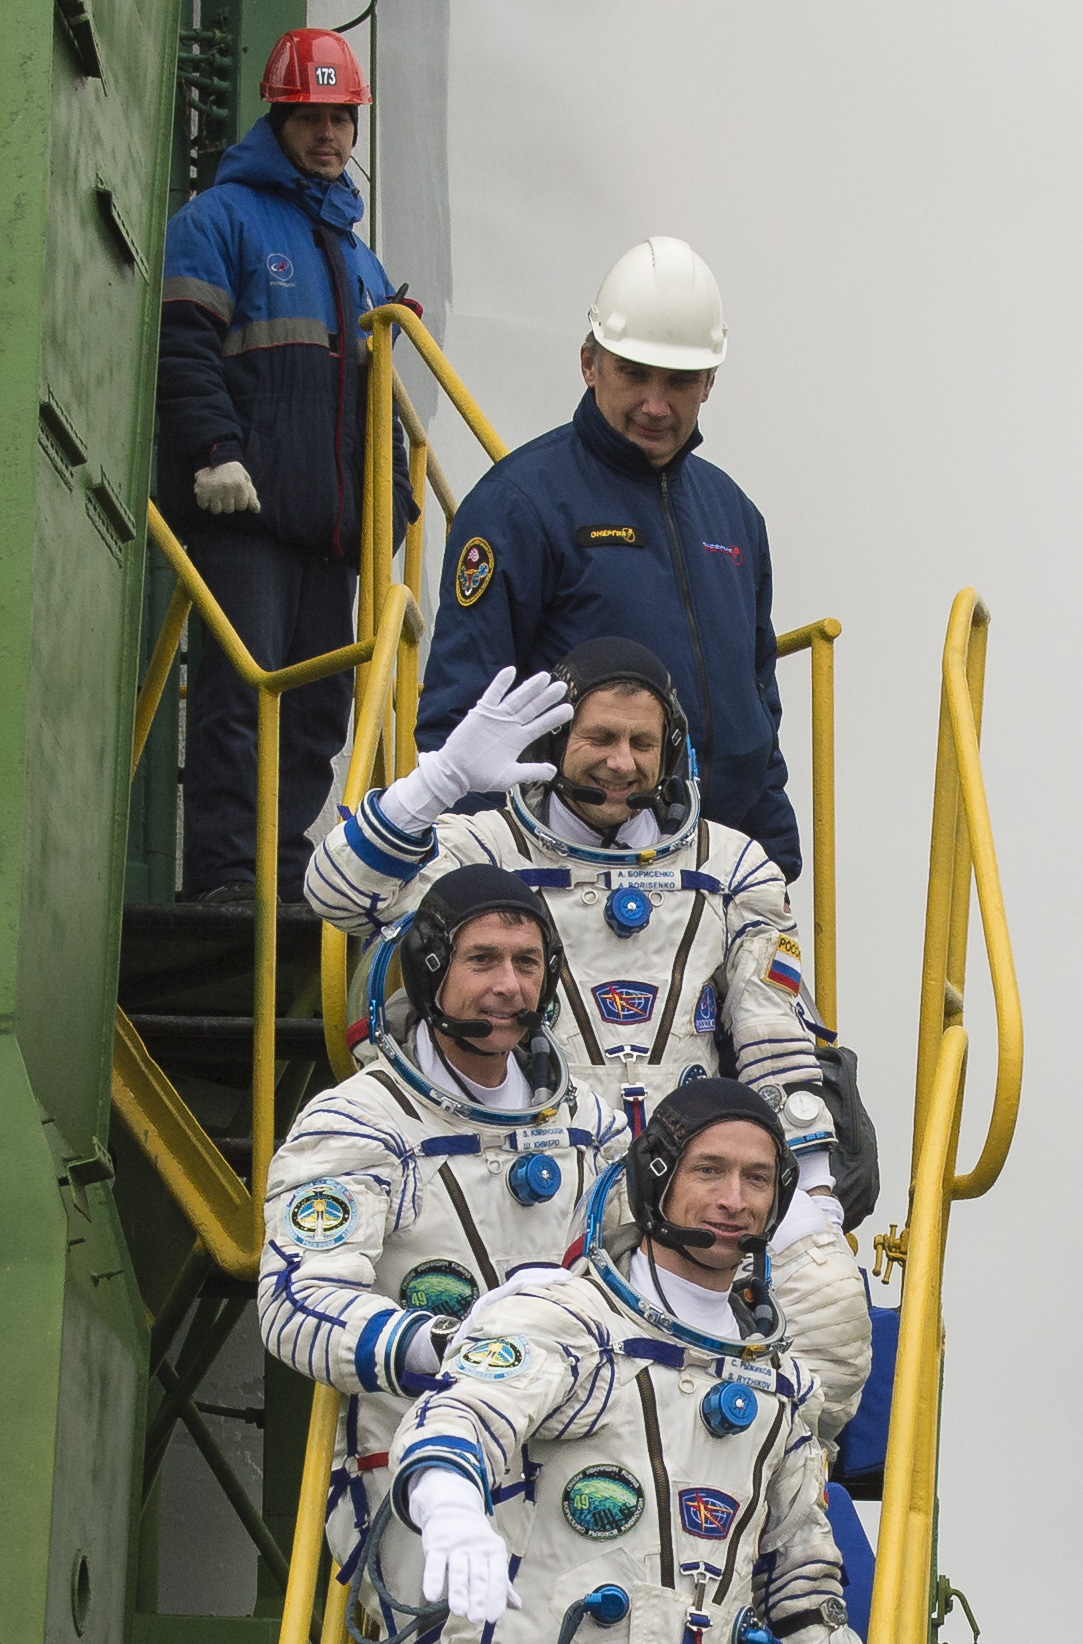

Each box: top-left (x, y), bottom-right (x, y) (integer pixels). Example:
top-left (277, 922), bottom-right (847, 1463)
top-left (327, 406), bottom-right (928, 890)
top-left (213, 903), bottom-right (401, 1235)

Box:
top-left (532, 636), bottom-right (690, 815)
top-left (626, 1078), bottom-right (799, 1258)
top-left (400, 863), bottom-right (563, 1049)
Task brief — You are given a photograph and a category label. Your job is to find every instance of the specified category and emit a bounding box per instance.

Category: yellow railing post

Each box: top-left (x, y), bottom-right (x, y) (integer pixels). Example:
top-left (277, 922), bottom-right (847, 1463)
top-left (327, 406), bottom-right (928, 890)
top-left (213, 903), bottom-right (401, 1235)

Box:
top-left (776, 616), bottom-right (842, 1030)
top-left (870, 589), bottom-right (1023, 1641)
top-left (277, 1383), bottom-right (343, 1644)
top-left (251, 686), bottom-right (281, 1238)
top-left (370, 315), bottom-right (396, 623)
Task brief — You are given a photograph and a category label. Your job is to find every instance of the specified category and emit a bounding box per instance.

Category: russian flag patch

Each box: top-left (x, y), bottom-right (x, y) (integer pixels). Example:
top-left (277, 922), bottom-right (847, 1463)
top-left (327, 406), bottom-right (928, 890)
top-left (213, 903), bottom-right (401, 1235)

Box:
top-left (765, 933), bottom-right (802, 996)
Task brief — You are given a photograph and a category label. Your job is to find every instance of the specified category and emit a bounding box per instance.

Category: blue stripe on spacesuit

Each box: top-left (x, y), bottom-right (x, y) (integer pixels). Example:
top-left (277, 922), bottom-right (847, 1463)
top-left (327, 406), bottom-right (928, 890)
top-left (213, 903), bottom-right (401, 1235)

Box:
top-left (343, 809), bottom-right (426, 882)
top-left (355, 1308), bottom-right (397, 1390)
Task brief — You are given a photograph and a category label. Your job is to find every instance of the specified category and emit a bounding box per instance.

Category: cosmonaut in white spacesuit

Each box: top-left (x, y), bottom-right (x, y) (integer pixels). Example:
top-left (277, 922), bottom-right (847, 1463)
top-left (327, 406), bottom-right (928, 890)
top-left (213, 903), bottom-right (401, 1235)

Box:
top-left (379, 1078), bottom-right (861, 1644)
top-left (258, 864), bottom-right (626, 1588)
top-left (305, 638), bottom-right (870, 1443)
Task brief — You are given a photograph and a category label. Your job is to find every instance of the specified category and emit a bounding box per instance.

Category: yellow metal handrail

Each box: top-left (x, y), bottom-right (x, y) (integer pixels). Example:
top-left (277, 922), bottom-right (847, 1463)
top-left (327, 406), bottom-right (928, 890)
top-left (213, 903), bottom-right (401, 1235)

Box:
top-left (776, 617), bottom-right (842, 1032)
top-left (868, 589), bottom-right (1023, 1644)
top-left (113, 502), bottom-right (423, 1276)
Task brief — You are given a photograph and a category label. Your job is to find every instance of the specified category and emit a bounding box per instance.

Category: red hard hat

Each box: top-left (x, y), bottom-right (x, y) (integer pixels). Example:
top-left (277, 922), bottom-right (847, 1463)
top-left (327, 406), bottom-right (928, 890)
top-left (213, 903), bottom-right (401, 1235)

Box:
top-left (260, 29), bottom-right (372, 107)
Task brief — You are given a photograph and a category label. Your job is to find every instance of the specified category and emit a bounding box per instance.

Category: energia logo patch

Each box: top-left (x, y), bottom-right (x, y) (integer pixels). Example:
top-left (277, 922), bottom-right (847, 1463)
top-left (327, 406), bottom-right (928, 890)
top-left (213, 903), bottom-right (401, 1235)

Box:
top-left (562, 1465), bottom-right (645, 1539)
top-left (286, 1178), bottom-right (357, 1249)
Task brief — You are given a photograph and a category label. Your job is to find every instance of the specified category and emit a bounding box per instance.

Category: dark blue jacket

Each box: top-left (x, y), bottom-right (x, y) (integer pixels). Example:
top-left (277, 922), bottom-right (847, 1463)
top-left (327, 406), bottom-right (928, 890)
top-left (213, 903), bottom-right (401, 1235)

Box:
top-left (157, 117), bottom-right (415, 559)
top-left (415, 391), bottom-right (801, 879)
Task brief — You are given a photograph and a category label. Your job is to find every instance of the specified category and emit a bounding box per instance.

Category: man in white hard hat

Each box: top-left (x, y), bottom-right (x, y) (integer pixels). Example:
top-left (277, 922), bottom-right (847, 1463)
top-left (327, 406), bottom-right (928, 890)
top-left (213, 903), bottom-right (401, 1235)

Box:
top-left (414, 238), bottom-right (802, 882)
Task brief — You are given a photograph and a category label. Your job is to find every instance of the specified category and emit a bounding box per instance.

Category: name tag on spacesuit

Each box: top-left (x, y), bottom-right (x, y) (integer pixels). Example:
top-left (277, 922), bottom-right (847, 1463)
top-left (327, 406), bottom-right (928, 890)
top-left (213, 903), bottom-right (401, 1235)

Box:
top-left (512, 1125), bottom-right (570, 1154)
top-left (715, 1356), bottom-right (777, 1394)
top-left (609, 868), bottom-right (680, 894)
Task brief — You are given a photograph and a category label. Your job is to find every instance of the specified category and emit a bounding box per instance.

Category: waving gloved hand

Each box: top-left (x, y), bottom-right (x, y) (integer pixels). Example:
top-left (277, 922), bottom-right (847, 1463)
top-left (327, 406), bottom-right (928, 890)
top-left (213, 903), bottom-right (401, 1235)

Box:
top-left (194, 461), bottom-right (261, 515)
top-left (409, 1467), bottom-right (521, 1626)
top-left (378, 666), bottom-right (572, 836)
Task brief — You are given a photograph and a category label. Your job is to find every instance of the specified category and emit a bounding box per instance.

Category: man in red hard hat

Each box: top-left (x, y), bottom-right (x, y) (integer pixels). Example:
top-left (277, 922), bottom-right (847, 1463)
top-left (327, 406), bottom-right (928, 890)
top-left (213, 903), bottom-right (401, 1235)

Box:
top-left (157, 29), bottom-right (418, 903)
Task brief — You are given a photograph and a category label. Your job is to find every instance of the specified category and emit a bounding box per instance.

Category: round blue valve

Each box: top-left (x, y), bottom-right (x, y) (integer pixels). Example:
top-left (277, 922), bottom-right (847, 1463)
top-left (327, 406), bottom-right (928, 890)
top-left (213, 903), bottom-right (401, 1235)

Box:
top-left (604, 885), bottom-right (652, 938)
top-left (507, 1153), bottom-right (562, 1206)
top-left (732, 1607), bottom-right (779, 1644)
top-left (583, 1586), bottom-right (630, 1627)
top-left (701, 1380), bottom-right (759, 1438)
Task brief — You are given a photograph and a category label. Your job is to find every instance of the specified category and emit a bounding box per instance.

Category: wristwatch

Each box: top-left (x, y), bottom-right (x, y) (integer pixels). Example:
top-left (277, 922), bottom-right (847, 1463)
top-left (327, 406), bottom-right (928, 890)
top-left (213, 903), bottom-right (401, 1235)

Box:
top-left (428, 1315), bottom-right (461, 1362)
top-left (773, 1597), bottom-right (849, 1637)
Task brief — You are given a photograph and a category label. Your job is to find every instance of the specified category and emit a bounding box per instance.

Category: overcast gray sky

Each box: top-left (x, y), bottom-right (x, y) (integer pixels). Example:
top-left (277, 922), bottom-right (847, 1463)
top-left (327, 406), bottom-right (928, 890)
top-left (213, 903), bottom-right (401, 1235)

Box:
top-left (356, 2), bottom-right (1083, 1632)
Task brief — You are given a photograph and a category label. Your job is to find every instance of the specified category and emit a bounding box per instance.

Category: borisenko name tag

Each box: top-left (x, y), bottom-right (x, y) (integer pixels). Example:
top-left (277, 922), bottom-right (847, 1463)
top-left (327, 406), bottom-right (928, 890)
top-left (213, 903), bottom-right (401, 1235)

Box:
top-left (610, 868), bottom-right (680, 894)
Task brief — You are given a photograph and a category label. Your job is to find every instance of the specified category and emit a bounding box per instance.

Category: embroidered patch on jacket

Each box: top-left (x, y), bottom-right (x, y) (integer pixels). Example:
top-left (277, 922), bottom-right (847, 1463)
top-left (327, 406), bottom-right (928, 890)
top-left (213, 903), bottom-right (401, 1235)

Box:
top-left (694, 982), bottom-right (718, 1033)
top-left (679, 1064), bottom-right (709, 1086)
top-left (455, 537), bottom-right (494, 606)
top-left (574, 524), bottom-right (645, 547)
top-left (678, 1487), bottom-right (740, 1540)
top-left (453, 1335), bottom-right (531, 1382)
top-left (764, 933), bottom-right (802, 996)
top-left (562, 1466), bottom-right (645, 1539)
top-left (266, 253), bottom-right (294, 283)
top-left (286, 1178), bottom-right (357, 1249)
top-left (591, 980), bottom-right (658, 1024)
top-left (400, 1259), bottom-right (479, 1319)
top-left (702, 541), bottom-right (743, 565)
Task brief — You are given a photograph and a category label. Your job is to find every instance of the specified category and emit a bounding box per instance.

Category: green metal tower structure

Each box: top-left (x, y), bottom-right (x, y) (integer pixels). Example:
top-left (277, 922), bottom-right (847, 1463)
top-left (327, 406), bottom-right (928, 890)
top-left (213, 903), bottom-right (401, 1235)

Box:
top-left (0, 5), bottom-right (313, 1640)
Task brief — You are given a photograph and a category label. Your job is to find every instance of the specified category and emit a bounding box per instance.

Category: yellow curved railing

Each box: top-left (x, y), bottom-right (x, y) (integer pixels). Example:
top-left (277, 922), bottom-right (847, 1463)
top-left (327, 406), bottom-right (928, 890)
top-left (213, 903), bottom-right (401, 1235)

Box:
top-left (868, 589), bottom-right (1023, 1644)
top-left (112, 502), bottom-right (423, 1276)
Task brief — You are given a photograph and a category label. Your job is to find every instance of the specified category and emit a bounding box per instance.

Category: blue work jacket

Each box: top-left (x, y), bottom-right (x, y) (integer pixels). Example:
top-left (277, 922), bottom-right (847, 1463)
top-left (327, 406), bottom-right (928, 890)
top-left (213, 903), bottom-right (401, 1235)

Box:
top-left (416, 390), bottom-right (801, 880)
top-left (157, 117), bottom-right (415, 559)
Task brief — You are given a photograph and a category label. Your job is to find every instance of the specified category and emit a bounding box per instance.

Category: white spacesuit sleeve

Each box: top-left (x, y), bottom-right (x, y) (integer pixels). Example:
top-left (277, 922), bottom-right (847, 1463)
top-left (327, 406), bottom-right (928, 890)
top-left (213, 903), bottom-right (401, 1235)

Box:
top-left (711, 837), bottom-right (837, 1152)
top-left (754, 1408), bottom-right (848, 1642)
top-left (257, 1077), bottom-right (434, 1397)
top-left (770, 1216), bottom-right (872, 1446)
top-left (303, 794), bottom-right (517, 934)
top-left (388, 1283), bottom-right (606, 1522)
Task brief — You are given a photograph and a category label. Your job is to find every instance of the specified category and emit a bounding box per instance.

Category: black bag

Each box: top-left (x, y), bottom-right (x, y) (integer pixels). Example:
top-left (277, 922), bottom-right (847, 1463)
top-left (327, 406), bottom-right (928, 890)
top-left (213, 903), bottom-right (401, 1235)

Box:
top-left (815, 1044), bottom-right (880, 1232)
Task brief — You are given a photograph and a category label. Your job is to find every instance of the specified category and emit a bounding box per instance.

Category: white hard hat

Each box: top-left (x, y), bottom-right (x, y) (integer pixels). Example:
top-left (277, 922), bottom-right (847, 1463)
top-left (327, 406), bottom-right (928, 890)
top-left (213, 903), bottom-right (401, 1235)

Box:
top-left (588, 237), bottom-right (728, 371)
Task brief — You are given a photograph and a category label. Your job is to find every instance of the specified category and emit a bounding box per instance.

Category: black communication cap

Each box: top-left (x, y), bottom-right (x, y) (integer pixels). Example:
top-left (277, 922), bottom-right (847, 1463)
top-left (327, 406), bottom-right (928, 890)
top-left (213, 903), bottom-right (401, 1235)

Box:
top-left (627, 1077), bottom-right (799, 1251)
top-left (400, 864), bottom-right (563, 1046)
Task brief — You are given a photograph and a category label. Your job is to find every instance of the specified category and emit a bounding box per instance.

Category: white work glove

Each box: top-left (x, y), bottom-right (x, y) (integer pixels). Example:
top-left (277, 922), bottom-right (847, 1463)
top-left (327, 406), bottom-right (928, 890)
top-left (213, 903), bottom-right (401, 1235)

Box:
top-left (409, 1467), bottom-right (521, 1626)
top-left (193, 461), bottom-right (261, 515)
top-left (379, 666), bottom-right (573, 836)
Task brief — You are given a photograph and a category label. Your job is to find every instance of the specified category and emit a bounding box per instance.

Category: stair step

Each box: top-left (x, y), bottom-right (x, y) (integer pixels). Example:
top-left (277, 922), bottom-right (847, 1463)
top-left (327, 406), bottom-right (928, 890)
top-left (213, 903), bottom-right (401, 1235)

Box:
top-left (128, 1013), bottom-right (328, 1063)
top-left (124, 901), bottom-right (319, 935)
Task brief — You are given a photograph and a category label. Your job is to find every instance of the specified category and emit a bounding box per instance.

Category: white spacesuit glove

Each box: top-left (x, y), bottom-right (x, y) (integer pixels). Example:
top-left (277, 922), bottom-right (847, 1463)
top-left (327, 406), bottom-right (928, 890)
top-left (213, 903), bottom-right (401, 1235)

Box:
top-left (402, 1318), bottom-right (442, 1376)
top-left (193, 461), bottom-right (261, 515)
top-left (378, 667), bottom-right (573, 836)
top-left (797, 1152), bottom-right (846, 1234)
top-left (409, 1467), bottom-right (521, 1625)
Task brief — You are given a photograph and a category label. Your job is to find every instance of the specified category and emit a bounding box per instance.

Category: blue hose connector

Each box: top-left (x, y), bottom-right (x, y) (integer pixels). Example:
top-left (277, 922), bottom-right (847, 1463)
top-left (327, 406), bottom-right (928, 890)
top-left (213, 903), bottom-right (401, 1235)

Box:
top-left (507, 1153), bottom-right (562, 1206)
top-left (701, 1380), bottom-right (759, 1437)
top-left (604, 885), bottom-right (652, 938)
top-left (583, 1586), bottom-right (630, 1627)
top-left (732, 1606), bottom-right (779, 1644)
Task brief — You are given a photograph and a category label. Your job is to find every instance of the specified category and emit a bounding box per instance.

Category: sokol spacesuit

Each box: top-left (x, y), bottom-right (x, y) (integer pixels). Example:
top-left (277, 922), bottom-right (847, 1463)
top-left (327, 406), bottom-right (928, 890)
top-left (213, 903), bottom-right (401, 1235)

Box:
top-left (384, 1080), bottom-right (860, 1644)
top-left (258, 866), bottom-right (626, 1585)
top-left (306, 639), bottom-right (870, 1442)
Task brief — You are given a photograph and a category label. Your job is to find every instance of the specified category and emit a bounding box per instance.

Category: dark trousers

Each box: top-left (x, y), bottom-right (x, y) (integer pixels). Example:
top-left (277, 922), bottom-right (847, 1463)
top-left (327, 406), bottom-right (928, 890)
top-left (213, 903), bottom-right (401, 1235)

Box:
top-left (183, 528), bottom-right (357, 900)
